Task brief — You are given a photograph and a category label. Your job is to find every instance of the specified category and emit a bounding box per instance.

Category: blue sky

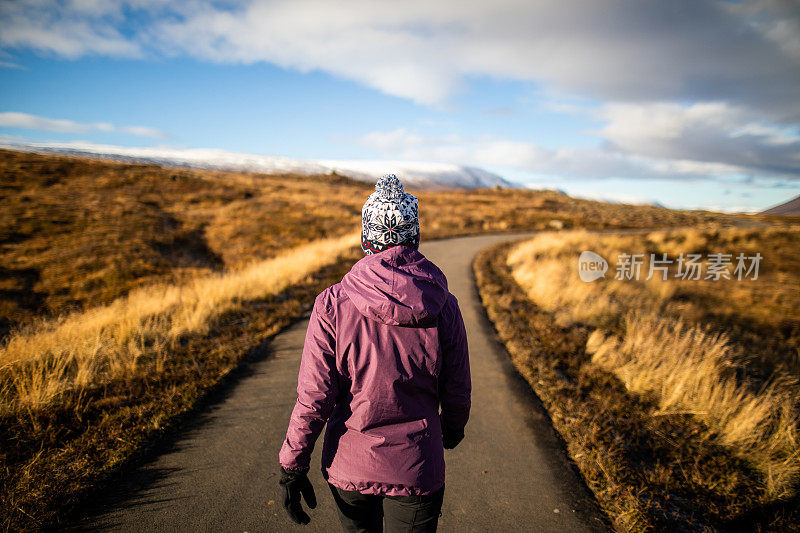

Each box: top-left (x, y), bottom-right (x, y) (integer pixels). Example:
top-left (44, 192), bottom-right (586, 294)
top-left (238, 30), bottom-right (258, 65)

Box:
top-left (1, 0), bottom-right (799, 212)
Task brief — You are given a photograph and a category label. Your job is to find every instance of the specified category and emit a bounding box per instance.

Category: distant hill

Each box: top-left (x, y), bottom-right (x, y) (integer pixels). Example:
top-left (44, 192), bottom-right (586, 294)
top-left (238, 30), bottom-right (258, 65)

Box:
top-left (1, 147), bottom-right (739, 337)
top-left (761, 194), bottom-right (800, 215)
top-left (0, 140), bottom-right (516, 190)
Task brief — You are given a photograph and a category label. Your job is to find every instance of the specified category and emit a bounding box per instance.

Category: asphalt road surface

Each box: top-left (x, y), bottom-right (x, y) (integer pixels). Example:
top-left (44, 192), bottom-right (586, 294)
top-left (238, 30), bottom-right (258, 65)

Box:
top-left (75, 233), bottom-right (607, 532)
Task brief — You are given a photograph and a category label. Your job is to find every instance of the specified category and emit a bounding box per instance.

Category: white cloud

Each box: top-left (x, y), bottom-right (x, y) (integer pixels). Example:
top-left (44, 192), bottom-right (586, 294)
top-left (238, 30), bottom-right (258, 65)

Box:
top-left (0, 0), bottom-right (142, 58)
top-left (148, 1), bottom-right (800, 116)
top-left (731, 0), bottom-right (800, 61)
top-left (0, 60), bottom-right (25, 69)
top-left (559, 190), bottom-right (662, 207)
top-left (0, 112), bottom-right (166, 138)
top-left (117, 125), bottom-right (165, 138)
top-left (357, 127), bottom-right (750, 182)
top-left (597, 102), bottom-right (800, 177)
top-left (3, 0), bottom-right (800, 182)
top-left (1, 0), bottom-right (798, 116)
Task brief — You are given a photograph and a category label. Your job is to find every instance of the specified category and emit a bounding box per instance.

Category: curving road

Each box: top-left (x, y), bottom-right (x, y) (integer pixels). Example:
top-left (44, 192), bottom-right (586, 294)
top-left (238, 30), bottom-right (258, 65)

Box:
top-left (74, 233), bottom-right (607, 532)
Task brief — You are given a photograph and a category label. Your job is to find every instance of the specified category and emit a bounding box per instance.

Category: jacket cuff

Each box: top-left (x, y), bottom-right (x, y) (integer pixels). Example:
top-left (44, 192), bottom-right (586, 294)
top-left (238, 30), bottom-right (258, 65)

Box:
top-left (280, 464), bottom-right (310, 474)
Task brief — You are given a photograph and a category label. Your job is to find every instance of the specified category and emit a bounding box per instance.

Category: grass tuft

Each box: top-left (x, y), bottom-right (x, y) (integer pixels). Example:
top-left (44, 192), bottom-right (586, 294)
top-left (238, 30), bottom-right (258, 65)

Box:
top-left (478, 227), bottom-right (800, 531)
top-left (1, 232), bottom-right (359, 414)
top-left (507, 228), bottom-right (800, 498)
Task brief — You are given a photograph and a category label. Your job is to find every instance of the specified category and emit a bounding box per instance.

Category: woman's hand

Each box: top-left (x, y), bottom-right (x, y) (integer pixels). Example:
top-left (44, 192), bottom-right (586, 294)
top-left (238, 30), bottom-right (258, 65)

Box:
top-left (279, 467), bottom-right (317, 524)
top-left (442, 424), bottom-right (465, 449)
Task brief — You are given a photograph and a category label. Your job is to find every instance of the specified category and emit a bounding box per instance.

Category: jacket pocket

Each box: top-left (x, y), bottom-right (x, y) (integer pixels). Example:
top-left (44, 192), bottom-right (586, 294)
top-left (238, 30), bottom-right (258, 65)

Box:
top-left (364, 417), bottom-right (430, 446)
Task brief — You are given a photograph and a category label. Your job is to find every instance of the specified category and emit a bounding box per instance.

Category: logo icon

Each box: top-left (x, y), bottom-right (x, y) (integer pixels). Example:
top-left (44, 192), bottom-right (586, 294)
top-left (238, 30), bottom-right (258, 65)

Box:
top-left (578, 251), bottom-right (608, 282)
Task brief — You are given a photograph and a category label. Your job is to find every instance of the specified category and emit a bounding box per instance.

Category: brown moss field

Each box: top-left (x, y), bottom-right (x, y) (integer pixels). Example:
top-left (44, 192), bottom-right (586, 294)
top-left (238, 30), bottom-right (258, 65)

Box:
top-left (0, 148), bottom-right (790, 530)
top-left (476, 227), bottom-right (800, 531)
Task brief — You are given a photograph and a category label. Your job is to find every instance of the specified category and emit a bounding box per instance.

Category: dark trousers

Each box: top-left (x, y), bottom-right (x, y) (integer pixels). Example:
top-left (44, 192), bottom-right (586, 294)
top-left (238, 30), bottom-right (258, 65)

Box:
top-left (328, 483), bottom-right (445, 533)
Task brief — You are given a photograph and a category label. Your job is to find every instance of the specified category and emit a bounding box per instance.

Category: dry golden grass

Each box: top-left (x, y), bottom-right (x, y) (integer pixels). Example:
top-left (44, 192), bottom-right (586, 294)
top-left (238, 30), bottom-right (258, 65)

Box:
top-left (508, 227), bottom-right (800, 499)
top-left (0, 231), bottom-right (359, 414)
top-left (0, 149), bottom-right (372, 337)
top-left (475, 239), bottom-right (795, 531)
top-left (0, 148), bottom-right (774, 530)
top-left (416, 187), bottom-right (740, 240)
top-left (589, 317), bottom-right (799, 498)
top-left (1, 148), bottom-right (746, 339)
top-left (1, 246), bottom-right (364, 532)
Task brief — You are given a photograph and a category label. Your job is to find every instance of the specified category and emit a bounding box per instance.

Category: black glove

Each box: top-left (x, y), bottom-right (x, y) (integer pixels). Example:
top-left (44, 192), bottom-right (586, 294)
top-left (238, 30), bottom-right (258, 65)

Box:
top-left (442, 424), bottom-right (465, 449)
top-left (279, 467), bottom-right (317, 525)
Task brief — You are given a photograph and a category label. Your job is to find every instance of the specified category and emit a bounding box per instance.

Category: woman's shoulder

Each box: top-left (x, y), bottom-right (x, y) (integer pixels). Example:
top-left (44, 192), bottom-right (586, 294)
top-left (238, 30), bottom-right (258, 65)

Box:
top-left (438, 292), bottom-right (462, 323)
top-left (314, 282), bottom-right (350, 314)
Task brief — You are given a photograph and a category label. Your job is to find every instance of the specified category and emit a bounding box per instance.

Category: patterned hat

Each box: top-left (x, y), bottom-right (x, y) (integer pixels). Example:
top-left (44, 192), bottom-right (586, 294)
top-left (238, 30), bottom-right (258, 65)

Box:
top-left (361, 174), bottom-right (420, 255)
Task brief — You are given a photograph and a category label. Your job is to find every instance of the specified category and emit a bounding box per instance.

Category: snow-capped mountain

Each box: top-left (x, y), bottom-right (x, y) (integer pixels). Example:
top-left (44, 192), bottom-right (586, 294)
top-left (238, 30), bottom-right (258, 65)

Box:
top-left (1, 140), bottom-right (517, 190)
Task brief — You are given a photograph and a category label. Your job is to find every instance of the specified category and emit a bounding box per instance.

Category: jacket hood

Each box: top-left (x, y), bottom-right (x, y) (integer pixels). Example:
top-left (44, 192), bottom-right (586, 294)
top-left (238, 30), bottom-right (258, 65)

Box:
top-left (341, 245), bottom-right (449, 326)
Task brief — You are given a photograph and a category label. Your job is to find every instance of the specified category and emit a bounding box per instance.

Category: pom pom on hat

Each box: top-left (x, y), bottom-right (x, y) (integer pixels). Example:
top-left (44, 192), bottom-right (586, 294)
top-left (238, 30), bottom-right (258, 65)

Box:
top-left (374, 174), bottom-right (406, 201)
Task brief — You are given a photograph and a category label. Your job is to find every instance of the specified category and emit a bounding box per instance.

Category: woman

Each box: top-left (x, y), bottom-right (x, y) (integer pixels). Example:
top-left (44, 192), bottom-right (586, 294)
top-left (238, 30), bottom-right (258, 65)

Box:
top-left (278, 174), bottom-right (471, 532)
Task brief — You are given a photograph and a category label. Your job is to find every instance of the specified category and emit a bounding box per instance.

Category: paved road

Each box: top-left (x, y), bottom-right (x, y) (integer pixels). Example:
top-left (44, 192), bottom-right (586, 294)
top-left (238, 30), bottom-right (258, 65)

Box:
top-left (75, 233), bottom-right (607, 532)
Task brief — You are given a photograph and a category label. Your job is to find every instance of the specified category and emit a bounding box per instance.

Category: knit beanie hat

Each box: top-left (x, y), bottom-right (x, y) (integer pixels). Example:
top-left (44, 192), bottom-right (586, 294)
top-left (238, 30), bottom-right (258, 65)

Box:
top-left (360, 174), bottom-right (420, 255)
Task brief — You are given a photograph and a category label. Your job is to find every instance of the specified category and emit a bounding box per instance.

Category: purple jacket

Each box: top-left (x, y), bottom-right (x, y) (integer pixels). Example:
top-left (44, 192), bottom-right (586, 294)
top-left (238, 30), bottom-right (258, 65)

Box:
top-left (278, 245), bottom-right (471, 496)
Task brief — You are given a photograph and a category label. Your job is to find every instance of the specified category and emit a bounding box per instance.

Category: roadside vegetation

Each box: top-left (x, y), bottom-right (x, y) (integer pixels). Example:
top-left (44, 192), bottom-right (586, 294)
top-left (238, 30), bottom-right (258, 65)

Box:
top-left (2, 149), bottom-right (748, 338)
top-left (0, 148), bottom-right (769, 530)
top-left (475, 227), bottom-right (800, 531)
top-left (1, 232), bottom-right (359, 413)
top-left (0, 149), bottom-right (373, 339)
top-left (1, 243), bottom-right (363, 530)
